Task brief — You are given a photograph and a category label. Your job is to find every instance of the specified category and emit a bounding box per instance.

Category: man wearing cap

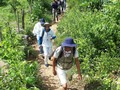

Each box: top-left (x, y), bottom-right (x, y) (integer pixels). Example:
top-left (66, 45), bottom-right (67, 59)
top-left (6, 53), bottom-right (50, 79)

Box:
top-left (32, 18), bottom-right (45, 54)
top-left (51, 0), bottom-right (59, 22)
top-left (39, 22), bottom-right (56, 67)
top-left (52, 37), bottom-right (82, 90)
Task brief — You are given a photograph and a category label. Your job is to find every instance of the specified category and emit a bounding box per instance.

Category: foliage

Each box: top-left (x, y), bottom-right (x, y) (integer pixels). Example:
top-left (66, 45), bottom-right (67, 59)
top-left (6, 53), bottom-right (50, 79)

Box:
top-left (0, 0), bottom-right (52, 37)
top-left (32, 0), bottom-right (52, 22)
top-left (0, 0), bottom-right (7, 6)
top-left (0, 60), bottom-right (40, 90)
top-left (0, 27), bottom-right (41, 89)
top-left (0, 28), bottom-right (25, 60)
top-left (0, 0), bottom-right (53, 89)
top-left (56, 0), bottom-right (120, 89)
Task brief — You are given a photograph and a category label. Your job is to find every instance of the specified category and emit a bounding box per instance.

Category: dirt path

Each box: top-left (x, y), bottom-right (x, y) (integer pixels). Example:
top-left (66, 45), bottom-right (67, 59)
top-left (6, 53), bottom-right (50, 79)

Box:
top-left (39, 21), bottom-right (61, 90)
top-left (32, 15), bottom-right (63, 90)
top-left (32, 14), bottom-right (86, 90)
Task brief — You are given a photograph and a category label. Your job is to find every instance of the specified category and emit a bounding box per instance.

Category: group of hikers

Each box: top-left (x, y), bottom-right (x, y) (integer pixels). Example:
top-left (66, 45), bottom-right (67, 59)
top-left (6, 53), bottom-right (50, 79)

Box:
top-left (32, 1), bottom-right (82, 90)
top-left (51, 0), bottom-right (66, 22)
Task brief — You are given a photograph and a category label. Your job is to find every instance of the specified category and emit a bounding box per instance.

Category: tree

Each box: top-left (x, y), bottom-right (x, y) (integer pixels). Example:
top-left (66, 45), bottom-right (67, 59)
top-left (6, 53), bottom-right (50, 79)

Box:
top-left (8, 0), bottom-right (21, 32)
top-left (0, 27), bottom-right (2, 42)
top-left (0, 0), bottom-right (7, 6)
top-left (18, 0), bottom-right (29, 30)
top-left (27, 0), bottom-right (34, 22)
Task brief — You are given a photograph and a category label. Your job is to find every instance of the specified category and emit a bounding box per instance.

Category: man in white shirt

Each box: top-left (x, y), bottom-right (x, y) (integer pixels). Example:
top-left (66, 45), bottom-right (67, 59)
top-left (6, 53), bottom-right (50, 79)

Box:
top-left (39, 22), bottom-right (56, 67)
top-left (32, 18), bottom-right (45, 54)
top-left (52, 37), bottom-right (82, 90)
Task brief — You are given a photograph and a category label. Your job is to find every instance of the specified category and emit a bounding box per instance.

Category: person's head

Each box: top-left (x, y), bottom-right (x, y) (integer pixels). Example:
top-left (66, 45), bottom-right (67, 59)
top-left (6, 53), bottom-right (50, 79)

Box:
top-left (53, 0), bottom-right (56, 2)
top-left (40, 18), bottom-right (45, 26)
top-left (61, 37), bottom-right (76, 51)
top-left (64, 46), bottom-right (72, 51)
top-left (53, 0), bottom-right (57, 3)
top-left (44, 22), bottom-right (51, 31)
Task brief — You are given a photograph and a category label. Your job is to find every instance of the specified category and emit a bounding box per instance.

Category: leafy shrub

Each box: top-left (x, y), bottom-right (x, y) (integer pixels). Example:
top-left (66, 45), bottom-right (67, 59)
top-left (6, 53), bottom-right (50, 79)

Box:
top-left (0, 27), bottom-right (41, 89)
top-left (56, 0), bottom-right (120, 89)
top-left (32, 0), bottom-right (52, 22)
top-left (0, 28), bottom-right (25, 60)
top-left (0, 60), bottom-right (40, 90)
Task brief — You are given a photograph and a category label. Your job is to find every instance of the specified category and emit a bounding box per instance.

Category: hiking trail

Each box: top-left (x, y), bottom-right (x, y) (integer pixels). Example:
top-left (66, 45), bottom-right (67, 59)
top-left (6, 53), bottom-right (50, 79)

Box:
top-left (32, 15), bottom-right (63, 90)
top-left (32, 14), bottom-right (85, 90)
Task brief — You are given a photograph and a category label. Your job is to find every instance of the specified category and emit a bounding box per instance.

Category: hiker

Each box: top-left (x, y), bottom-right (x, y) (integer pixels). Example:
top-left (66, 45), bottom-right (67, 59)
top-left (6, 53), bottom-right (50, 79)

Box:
top-left (63, 0), bottom-right (66, 12)
top-left (60, 0), bottom-right (64, 13)
top-left (59, 0), bottom-right (66, 12)
top-left (57, 0), bottom-right (62, 14)
top-left (32, 18), bottom-right (45, 54)
top-left (52, 37), bottom-right (82, 90)
top-left (51, 0), bottom-right (59, 22)
top-left (39, 22), bottom-right (56, 67)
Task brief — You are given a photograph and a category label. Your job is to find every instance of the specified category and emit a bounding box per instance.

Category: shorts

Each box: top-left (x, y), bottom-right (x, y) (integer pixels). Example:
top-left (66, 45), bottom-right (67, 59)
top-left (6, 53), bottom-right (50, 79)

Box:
top-left (56, 67), bottom-right (72, 85)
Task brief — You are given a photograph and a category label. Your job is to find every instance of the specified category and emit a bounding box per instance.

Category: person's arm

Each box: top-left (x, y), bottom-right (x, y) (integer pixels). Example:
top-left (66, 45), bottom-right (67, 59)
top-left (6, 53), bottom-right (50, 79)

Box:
top-left (32, 24), bottom-right (37, 36)
top-left (52, 57), bottom-right (57, 75)
top-left (75, 57), bottom-right (82, 80)
top-left (74, 49), bottom-right (82, 80)
top-left (51, 30), bottom-right (56, 40)
top-left (52, 46), bottom-right (61, 75)
top-left (38, 28), bottom-right (44, 45)
top-left (52, 36), bottom-right (56, 39)
top-left (38, 37), bottom-right (42, 45)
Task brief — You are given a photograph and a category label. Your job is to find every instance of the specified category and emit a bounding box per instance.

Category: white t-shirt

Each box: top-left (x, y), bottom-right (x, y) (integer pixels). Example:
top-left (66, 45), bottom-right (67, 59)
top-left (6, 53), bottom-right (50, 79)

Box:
top-left (32, 22), bottom-right (44, 40)
top-left (40, 28), bottom-right (56, 47)
top-left (53, 46), bottom-right (79, 58)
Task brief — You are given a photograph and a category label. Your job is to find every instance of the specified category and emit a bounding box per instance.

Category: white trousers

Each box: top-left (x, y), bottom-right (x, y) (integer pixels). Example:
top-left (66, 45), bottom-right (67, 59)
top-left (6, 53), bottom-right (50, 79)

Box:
top-left (43, 46), bottom-right (52, 64)
top-left (57, 67), bottom-right (73, 86)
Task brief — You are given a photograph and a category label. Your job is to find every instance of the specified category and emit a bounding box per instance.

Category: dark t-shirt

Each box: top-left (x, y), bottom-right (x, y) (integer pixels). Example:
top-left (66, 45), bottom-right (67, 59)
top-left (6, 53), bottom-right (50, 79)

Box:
top-left (52, 2), bottom-right (58, 9)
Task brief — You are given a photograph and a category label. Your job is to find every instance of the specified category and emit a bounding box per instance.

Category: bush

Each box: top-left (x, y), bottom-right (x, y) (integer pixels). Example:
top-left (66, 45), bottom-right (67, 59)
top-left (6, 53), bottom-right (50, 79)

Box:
top-left (0, 60), bottom-right (40, 90)
top-left (0, 27), bottom-right (41, 89)
top-left (56, 1), bottom-right (120, 89)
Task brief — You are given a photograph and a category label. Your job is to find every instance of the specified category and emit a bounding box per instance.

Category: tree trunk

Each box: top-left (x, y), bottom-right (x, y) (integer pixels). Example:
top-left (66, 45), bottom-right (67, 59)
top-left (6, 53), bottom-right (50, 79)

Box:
top-left (9, 3), bottom-right (19, 33)
top-left (0, 27), bottom-right (2, 42)
top-left (22, 9), bottom-right (25, 30)
top-left (17, 11), bottom-right (20, 33)
top-left (13, 9), bottom-right (20, 33)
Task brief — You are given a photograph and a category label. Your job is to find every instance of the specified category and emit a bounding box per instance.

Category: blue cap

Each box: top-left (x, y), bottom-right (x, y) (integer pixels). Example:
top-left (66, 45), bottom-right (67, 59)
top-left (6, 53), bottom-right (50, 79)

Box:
top-left (40, 18), bottom-right (45, 24)
top-left (61, 37), bottom-right (76, 47)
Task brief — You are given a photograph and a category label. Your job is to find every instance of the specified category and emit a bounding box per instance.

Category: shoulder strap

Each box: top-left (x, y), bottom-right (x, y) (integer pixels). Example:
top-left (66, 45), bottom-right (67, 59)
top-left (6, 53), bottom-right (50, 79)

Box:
top-left (73, 47), bottom-right (76, 56)
top-left (41, 29), bottom-right (45, 43)
top-left (49, 46), bottom-right (63, 59)
top-left (58, 47), bottom-right (63, 59)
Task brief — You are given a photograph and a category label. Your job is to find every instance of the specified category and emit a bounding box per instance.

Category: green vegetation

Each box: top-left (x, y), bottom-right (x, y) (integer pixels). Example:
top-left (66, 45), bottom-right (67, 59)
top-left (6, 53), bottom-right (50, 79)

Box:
top-left (0, 0), bottom-right (120, 89)
top-left (0, 0), bottom-right (52, 89)
top-left (0, 28), bottom-right (41, 89)
top-left (56, 0), bottom-right (120, 89)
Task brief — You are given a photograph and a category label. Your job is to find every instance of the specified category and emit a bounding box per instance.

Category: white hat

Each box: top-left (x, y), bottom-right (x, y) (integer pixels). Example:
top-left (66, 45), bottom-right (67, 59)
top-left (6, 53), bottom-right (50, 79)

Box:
top-left (44, 22), bottom-right (51, 27)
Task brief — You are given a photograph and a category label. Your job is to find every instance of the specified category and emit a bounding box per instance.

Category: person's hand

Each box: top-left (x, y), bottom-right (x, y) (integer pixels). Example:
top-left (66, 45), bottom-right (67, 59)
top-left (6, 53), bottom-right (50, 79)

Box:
top-left (78, 74), bottom-right (82, 80)
top-left (50, 37), bottom-right (52, 40)
top-left (53, 69), bottom-right (57, 76)
top-left (39, 45), bottom-right (42, 48)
